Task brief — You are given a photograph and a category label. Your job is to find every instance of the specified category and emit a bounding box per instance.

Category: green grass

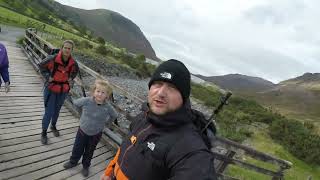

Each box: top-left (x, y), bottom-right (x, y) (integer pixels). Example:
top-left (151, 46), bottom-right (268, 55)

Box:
top-left (0, 6), bottom-right (92, 43)
top-left (226, 129), bottom-right (320, 179)
top-left (237, 89), bottom-right (320, 135)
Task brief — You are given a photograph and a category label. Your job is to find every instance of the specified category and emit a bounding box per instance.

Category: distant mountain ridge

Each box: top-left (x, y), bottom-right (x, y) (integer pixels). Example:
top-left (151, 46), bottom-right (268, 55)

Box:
top-left (280, 73), bottom-right (320, 86)
top-left (196, 73), bottom-right (275, 92)
top-left (199, 72), bottom-right (320, 128)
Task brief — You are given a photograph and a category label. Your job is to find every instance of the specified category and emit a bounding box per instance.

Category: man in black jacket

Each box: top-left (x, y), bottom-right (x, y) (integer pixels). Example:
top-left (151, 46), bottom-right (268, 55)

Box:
top-left (101, 59), bottom-right (217, 180)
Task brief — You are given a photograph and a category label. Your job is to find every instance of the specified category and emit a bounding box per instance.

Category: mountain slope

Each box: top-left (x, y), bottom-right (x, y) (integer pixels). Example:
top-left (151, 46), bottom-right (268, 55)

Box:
top-left (0, 0), bottom-right (159, 60)
top-left (56, 5), bottom-right (158, 60)
top-left (198, 73), bottom-right (320, 131)
top-left (246, 73), bottom-right (320, 130)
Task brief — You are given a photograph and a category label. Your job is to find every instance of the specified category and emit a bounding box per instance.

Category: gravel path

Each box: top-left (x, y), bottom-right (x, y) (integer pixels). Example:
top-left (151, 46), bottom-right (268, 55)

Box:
top-left (0, 25), bottom-right (25, 42)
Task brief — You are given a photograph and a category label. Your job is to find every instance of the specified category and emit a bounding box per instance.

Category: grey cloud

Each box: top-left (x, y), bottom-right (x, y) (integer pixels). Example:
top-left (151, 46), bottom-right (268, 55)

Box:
top-left (244, 0), bottom-right (306, 25)
top-left (57, 0), bottom-right (320, 83)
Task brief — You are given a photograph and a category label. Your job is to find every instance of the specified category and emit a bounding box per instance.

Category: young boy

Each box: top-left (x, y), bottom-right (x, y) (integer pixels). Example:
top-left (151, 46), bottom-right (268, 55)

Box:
top-left (63, 79), bottom-right (118, 177)
top-left (0, 42), bottom-right (10, 93)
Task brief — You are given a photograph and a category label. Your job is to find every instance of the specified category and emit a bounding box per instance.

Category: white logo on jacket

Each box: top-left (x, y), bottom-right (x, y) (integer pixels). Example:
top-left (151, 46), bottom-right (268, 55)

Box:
top-left (160, 72), bottom-right (172, 80)
top-left (147, 142), bottom-right (156, 151)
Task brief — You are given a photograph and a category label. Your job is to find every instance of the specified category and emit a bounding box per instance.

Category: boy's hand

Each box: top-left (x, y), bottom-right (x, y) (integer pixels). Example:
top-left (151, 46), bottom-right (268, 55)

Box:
top-left (68, 78), bottom-right (74, 87)
top-left (74, 78), bottom-right (83, 86)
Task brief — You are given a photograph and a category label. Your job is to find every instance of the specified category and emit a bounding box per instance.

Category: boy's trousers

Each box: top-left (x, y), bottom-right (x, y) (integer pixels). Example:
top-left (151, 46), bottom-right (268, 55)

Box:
top-left (70, 128), bottom-right (102, 168)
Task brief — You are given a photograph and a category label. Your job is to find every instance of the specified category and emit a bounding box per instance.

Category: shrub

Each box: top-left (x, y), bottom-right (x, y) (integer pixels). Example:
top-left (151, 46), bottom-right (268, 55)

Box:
top-left (269, 118), bottom-right (320, 165)
top-left (95, 44), bottom-right (108, 55)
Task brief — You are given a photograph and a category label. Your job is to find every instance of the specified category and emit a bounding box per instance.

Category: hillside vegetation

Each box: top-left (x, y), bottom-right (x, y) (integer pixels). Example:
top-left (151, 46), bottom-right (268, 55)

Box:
top-left (0, 4), bottom-right (156, 78)
top-left (0, 0), bottom-right (158, 60)
top-left (191, 83), bottom-right (320, 178)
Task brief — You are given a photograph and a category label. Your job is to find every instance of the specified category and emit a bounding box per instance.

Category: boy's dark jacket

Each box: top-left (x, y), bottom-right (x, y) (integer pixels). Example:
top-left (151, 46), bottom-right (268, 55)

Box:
top-left (104, 102), bottom-right (217, 180)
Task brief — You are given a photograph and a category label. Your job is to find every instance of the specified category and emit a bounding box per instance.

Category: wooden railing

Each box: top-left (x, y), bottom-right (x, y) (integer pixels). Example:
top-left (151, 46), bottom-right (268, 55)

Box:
top-left (22, 28), bottom-right (292, 179)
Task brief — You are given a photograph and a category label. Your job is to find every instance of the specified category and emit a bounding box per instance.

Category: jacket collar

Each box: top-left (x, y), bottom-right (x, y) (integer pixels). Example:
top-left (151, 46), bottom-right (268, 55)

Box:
top-left (146, 101), bottom-right (193, 128)
top-left (54, 50), bottom-right (75, 66)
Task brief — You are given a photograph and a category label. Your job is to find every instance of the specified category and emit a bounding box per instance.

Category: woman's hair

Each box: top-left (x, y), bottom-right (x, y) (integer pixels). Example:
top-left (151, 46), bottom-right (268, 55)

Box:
top-left (90, 79), bottom-right (113, 98)
top-left (61, 40), bottom-right (75, 50)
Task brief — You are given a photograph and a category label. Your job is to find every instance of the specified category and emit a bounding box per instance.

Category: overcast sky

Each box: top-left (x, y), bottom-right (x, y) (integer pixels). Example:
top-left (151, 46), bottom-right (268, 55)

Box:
top-left (56, 0), bottom-right (320, 83)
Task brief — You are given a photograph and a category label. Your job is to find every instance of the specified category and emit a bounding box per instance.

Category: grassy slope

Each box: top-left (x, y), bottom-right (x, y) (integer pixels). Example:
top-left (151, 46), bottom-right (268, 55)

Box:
top-left (0, 0), bottom-right (81, 34)
top-left (192, 84), bottom-right (320, 179)
top-left (0, 6), bottom-right (90, 42)
top-left (237, 85), bottom-right (320, 134)
top-left (226, 129), bottom-right (320, 179)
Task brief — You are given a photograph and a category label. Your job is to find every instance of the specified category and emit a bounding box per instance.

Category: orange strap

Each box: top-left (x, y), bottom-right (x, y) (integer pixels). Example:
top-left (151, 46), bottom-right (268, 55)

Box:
top-left (104, 149), bottom-right (120, 176)
top-left (113, 162), bottom-right (129, 180)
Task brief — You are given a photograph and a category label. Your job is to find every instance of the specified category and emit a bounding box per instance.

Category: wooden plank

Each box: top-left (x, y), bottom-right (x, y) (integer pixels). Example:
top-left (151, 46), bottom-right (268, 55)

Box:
top-left (0, 112), bottom-right (73, 127)
top-left (7, 77), bottom-right (41, 80)
top-left (0, 97), bottom-right (43, 102)
top-left (0, 92), bottom-right (44, 97)
top-left (33, 150), bottom-right (114, 180)
top-left (8, 66), bottom-right (33, 70)
top-left (0, 122), bottom-right (79, 140)
top-left (6, 57), bottom-right (26, 60)
top-left (0, 84), bottom-right (43, 89)
top-left (0, 117), bottom-right (77, 134)
top-left (8, 76), bottom-right (42, 79)
top-left (10, 74), bottom-right (39, 77)
top-left (0, 90), bottom-right (42, 93)
top-left (0, 144), bottom-right (75, 172)
top-left (7, 55), bottom-right (27, 59)
top-left (0, 144), bottom-right (107, 179)
top-left (8, 69), bottom-right (35, 72)
top-left (0, 101), bottom-right (44, 106)
top-left (8, 77), bottom-right (42, 81)
top-left (0, 127), bottom-right (78, 148)
top-left (8, 67), bottom-right (37, 71)
top-left (0, 100), bottom-right (43, 108)
top-left (0, 106), bottom-right (68, 115)
top-left (3, 82), bottom-right (42, 85)
top-left (0, 138), bottom-right (76, 162)
top-left (0, 84), bottom-right (43, 88)
top-left (0, 132), bottom-right (76, 155)
top-left (85, 160), bottom-right (111, 180)
top-left (0, 110), bottom-right (71, 120)
top-left (0, 112), bottom-right (71, 124)
top-left (4, 85), bottom-right (43, 89)
top-left (0, 118), bottom-right (68, 129)
top-left (0, 105), bottom-right (70, 113)
top-left (0, 110), bottom-right (70, 120)
top-left (8, 63), bottom-right (33, 66)
top-left (0, 96), bottom-right (43, 100)
top-left (0, 105), bottom-right (46, 113)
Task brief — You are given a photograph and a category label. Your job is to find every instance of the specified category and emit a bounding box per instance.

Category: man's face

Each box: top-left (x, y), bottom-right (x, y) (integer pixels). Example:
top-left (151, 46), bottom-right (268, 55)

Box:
top-left (148, 81), bottom-right (183, 115)
top-left (62, 42), bottom-right (73, 59)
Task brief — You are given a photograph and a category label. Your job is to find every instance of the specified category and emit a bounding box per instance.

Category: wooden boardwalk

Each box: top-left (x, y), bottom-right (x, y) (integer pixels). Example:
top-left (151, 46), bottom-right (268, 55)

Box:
top-left (0, 41), bottom-right (115, 180)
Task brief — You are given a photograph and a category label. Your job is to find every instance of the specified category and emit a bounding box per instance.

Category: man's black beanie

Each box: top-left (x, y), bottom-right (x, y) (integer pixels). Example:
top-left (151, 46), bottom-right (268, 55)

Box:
top-left (148, 59), bottom-right (191, 102)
